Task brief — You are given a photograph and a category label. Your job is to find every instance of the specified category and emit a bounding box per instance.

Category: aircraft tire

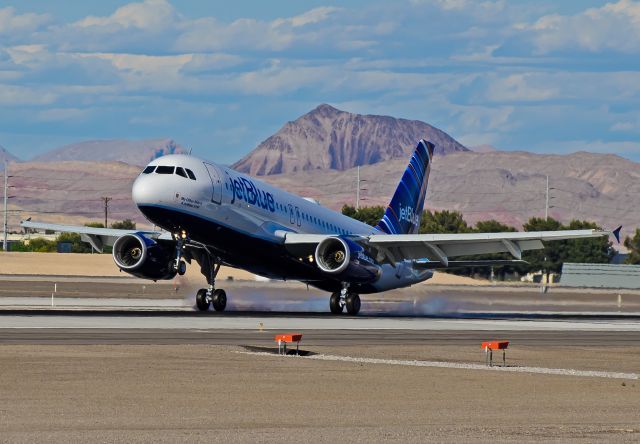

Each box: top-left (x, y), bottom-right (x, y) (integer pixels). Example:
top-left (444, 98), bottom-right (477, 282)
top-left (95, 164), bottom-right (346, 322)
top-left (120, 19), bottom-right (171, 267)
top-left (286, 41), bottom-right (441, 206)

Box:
top-left (345, 293), bottom-right (361, 315)
top-left (196, 289), bottom-right (210, 311)
top-left (212, 289), bottom-right (227, 312)
top-left (329, 292), bottom-right (343, 314)
top-left (177, 260), bottom-right (187, 276)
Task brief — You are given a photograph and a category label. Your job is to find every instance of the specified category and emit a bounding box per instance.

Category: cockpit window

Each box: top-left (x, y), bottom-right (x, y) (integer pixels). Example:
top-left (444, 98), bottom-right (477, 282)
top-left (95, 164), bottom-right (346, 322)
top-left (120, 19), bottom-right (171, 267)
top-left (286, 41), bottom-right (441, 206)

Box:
top-left (185, 169), bottom-right (196, 180)
top-left (142, 166), bottom-right (156, 174)
top-left (156, 166), bottom-right (175, 174)
top-left (176, 167), bottom-right (188, 178)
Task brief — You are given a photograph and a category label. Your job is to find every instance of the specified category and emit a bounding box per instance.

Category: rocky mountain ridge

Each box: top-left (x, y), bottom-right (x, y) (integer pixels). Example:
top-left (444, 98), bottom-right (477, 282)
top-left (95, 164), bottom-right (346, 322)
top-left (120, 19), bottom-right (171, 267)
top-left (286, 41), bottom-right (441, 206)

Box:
top-left (232, 104), bottom-right (468, 176)
top-left (31, 138), bottom-right (187, 166)
top-left (1, 146), bottom-right (20, 170)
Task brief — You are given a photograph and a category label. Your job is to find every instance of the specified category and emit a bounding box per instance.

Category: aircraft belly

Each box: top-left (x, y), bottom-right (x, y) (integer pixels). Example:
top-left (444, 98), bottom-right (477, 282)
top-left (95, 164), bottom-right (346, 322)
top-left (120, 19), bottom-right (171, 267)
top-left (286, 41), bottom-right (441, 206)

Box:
top-left (137, 204), bottom-right (334, 283)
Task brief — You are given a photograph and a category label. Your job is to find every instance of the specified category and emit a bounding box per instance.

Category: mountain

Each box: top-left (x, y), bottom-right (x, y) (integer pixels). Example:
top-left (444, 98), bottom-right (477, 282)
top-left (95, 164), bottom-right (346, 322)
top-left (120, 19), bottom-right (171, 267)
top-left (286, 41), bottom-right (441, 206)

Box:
top-left (261, 150), bottom-right (640, 237)
top-left (233, 104), bottom-right (468, 176)
top-left (6, 151), bottom-right (640, 242)
top-left (32, 138), bottom-right (187, 166)
top-left (471, 144), bottom-right (498, 153)
top-left (1, 146), bottom-right (20, 170)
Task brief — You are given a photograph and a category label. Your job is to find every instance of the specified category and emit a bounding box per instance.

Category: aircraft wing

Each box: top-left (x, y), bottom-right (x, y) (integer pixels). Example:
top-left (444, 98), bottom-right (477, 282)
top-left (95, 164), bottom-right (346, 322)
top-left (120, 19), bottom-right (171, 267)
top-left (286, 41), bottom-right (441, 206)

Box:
top-left (282, 229), bottom-right (616, 267)
top-left (20, 220), bottom-right (167, 252)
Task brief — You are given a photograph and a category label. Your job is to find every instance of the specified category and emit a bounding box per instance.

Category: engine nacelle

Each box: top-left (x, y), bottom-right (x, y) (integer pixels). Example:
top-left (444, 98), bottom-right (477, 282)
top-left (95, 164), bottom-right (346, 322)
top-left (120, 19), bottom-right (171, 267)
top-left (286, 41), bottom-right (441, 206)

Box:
top-left (314, 236), bottom-right (381, 283)
top-left (112, 234), bottom-right (177, 281)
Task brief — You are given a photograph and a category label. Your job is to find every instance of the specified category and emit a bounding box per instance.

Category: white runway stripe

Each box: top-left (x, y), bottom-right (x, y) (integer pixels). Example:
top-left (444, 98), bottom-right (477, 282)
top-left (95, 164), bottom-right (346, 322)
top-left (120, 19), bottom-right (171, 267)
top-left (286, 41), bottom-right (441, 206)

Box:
top-left (238, 351), bottom-right (639, 380)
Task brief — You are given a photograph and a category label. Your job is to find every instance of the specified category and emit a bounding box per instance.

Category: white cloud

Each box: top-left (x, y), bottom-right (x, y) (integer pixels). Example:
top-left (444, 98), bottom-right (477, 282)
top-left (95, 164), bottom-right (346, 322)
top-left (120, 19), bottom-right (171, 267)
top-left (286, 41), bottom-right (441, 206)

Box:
top-left (36, 108), bottom-right (90, 122)
top-left (174, 7), bottom-right (341, 52)
top-left (74, 0), bottom-right (175, 30)
top-left (0, 7), bottom-right (50, 35)
top-left (274, 7), bottom-right (340, 28)
top-left (0, 84), bottom-right (57, 105)
top-left (484, 74), bottom-right (558, 102)
top-left (79, 52), bottom-right (192, 73)
top-left (520, 0), bottom-right (640, 54)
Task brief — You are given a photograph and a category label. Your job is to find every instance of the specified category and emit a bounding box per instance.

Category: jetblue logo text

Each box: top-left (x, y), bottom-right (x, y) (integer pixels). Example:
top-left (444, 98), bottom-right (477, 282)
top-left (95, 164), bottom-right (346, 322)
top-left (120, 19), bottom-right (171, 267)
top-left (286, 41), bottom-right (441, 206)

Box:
top-left (229, 176), bottom-right (276, 212)
top-left (399, 205), bottom-right (420, 226)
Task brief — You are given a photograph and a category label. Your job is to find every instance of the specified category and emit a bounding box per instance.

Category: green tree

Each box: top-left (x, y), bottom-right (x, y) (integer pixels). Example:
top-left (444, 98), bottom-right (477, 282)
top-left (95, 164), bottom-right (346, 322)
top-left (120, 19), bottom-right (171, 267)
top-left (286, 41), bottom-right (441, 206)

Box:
top-left (23, 237), bottom-right (57, 253)
top-left (475, 220), bottom-right (517, 234)
top-left (564, 220), bottom-right (615, 264)
top-left (522, 217), bottom-right (565, 276)
top-left (111, 219), bottom-right (136, 230)
top-left (523, 218), bottom-right (614, 278)
top-left (624, 229), bottom-right (640, 264)
top-left (469, 219), bottom-right (520, 279)
top-left (420, 210), bottom-right (470, 234)
top-left (341, 205), bottom-right (385, 226)
top-left (56, 232), bottom-right (93, 253)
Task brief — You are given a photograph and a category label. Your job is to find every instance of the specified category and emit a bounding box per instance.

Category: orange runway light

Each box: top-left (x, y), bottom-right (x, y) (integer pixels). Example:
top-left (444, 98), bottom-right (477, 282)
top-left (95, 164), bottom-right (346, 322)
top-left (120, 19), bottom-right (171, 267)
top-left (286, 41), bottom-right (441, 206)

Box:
top-left (481, 341), bottom-right (509, 351)
top-left (481, 340), bottom-right (510, 367)
top-left (275, 333), bottom-right (303, 355)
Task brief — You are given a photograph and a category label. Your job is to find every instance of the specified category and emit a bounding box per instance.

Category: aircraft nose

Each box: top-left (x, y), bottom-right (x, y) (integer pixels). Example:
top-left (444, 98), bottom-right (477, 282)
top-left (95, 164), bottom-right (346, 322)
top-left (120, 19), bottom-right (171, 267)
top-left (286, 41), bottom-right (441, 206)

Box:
top-left (132, 174), bottom-right (154, 205)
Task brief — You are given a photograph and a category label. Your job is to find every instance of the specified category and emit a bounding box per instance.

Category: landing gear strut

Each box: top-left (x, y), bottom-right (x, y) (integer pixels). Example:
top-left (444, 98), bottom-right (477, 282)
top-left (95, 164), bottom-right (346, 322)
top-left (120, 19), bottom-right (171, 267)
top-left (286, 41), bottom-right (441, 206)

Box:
top-left (329, 284), bottom-right (361, 315)
top-left (195, 249), bottom-right (227, 312)
top-left (171, 231), bottom-right (188, 276)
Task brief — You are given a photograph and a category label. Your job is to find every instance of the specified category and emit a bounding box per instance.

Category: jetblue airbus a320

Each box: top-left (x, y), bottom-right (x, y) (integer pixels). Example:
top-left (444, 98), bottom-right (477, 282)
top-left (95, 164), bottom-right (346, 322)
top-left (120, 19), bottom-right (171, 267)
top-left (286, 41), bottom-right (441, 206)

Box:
top-left (22, 140), bottom-right (617, 315)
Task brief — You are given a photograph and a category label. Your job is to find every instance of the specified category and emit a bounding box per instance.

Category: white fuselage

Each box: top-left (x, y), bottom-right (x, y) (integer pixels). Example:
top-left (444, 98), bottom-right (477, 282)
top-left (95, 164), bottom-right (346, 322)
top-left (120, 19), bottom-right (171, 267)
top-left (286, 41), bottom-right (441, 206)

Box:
top-left (132, 154), bottom-right (432, 292)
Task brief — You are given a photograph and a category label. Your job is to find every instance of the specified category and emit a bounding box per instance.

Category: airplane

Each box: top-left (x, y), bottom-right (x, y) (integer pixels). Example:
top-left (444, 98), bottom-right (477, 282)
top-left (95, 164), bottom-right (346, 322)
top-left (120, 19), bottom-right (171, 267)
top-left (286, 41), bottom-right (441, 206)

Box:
top-left (21, 140), bottom-right (620, 315)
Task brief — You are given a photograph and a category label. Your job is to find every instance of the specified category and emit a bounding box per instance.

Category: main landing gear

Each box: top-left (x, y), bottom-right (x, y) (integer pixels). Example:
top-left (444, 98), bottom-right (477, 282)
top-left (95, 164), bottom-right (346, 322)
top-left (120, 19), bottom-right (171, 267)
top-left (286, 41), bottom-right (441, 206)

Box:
top-left (330, 284), bottom-right (361, 316)
top-left (195, 249), bottom-right (227, 312)
top-left (171, 231), bottom-right (228, 312)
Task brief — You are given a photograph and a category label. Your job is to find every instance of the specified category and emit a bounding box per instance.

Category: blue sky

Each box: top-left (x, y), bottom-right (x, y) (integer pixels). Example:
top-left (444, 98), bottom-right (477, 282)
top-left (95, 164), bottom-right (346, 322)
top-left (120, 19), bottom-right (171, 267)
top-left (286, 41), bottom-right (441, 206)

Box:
top-left (1, 0), bottom-right (639, 164)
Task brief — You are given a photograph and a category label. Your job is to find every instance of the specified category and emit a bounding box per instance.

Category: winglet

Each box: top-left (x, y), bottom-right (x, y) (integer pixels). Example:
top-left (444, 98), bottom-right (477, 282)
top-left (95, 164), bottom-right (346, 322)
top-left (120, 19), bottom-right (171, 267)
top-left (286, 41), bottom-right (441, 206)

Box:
top-left (613, 225), bottom-right (622, 244)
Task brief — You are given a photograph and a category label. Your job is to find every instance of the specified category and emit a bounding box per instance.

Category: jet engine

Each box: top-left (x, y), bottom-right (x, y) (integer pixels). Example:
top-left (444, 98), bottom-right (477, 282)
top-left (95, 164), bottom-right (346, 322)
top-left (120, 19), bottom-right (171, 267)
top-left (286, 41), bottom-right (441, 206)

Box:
top-left (112, 234), bottom-right (177, 281)
top-left (314, 236), bottom-right (381, 283)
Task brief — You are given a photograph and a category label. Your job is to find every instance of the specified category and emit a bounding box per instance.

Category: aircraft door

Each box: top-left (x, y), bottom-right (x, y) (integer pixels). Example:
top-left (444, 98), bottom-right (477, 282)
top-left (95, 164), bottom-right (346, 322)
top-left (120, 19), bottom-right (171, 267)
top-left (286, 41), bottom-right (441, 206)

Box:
top-left (288, 204), bottom-right (295, 224)
top-left (204, 163), bottom-right (223, 204)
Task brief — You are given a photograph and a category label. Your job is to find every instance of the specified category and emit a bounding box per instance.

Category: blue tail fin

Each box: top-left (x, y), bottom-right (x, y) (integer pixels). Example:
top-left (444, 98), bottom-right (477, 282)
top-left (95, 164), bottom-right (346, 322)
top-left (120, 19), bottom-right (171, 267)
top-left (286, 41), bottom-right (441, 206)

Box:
top-left (375, 140), bottom-right (434, 235)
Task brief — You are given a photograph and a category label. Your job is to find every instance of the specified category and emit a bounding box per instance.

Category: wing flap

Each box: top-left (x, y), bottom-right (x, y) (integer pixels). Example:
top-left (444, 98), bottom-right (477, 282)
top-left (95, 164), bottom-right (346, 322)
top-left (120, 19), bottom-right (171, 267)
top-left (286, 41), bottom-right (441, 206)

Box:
top-left (369, 229), bottom-right (610, 262)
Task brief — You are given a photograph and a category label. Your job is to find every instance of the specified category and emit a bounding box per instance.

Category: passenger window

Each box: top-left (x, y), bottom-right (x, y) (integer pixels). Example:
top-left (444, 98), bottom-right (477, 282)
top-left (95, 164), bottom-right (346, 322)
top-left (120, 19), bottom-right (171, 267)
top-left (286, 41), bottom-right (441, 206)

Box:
top-left (142, 166), bottom-right (156, 174)
top-left (176, 167), bottom-right (188, 178)
top-left (185, 169), bottom-right (196, 180)
top-left (156, 166), bottom-right (175, 174)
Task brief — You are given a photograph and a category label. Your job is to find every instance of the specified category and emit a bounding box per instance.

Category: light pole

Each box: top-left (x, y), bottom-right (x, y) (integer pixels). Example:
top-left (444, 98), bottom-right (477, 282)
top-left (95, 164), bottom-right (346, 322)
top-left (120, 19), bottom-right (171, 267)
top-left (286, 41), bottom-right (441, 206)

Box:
top-left (544, 175), bottom-right (556, 220)
top-left (355, 166), bottom-right (367, 210)
top-left (102, 196), bottom-right (112, 228)
top-left (3, 160), bottom-right (8, 252)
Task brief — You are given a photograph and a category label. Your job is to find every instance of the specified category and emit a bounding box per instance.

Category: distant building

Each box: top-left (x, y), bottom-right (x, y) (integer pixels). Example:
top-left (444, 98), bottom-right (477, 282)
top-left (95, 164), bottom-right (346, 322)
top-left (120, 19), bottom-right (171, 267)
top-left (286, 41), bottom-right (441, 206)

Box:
top-left (560, 263), bottom-right (640, 289)
top-left (611, 253), bottom-right (629, 265)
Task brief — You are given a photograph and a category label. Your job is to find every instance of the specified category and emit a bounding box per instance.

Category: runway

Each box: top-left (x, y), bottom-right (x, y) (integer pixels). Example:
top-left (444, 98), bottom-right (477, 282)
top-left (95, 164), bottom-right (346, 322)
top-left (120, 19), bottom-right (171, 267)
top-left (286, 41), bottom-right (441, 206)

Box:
top-left (1, 309), bottom-right (640, 348)
top-left (2, 326), bottom-right (640, 346)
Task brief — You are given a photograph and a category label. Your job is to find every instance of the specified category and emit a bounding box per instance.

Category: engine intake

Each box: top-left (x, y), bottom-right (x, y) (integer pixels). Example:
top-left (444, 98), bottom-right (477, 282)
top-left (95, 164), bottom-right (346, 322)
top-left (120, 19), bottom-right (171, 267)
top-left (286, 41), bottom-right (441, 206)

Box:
top-left (113, 234), bottom-right (176, 281)
top-left (314, 236), bottom-right (381, 283)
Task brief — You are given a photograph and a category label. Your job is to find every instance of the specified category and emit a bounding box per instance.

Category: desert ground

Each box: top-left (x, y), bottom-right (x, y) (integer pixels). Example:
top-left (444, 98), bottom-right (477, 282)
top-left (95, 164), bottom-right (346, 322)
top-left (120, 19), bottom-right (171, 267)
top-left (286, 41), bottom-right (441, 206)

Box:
top-left (0, 343), bottom-right (638, 443)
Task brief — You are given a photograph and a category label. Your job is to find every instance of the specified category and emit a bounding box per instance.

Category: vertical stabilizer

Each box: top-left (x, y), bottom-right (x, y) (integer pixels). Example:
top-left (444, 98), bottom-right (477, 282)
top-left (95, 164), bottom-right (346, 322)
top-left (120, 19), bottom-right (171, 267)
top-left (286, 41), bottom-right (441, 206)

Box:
top-left (375, 140), bottom-right (434, 235)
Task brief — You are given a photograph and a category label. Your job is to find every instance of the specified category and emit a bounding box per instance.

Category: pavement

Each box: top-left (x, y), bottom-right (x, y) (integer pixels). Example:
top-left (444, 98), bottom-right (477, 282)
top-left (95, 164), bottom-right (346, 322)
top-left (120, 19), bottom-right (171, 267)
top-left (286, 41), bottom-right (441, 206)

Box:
top-left (2, 277), bottom-right (640, 442)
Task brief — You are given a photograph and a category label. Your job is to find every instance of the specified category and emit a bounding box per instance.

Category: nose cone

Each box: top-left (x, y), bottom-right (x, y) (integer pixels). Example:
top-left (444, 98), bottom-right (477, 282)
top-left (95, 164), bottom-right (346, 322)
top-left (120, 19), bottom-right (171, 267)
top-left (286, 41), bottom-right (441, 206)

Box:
top-left (132, 175), bottom-right (154, 206)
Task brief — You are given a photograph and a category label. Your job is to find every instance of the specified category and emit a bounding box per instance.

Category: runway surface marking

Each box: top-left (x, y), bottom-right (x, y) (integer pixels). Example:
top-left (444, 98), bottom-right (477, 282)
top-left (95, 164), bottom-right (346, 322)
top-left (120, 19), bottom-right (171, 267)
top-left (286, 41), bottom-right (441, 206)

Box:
top-left (2, 315), bottom-right (640, 331)
top-left (237, 351), bottom-right (639, 380)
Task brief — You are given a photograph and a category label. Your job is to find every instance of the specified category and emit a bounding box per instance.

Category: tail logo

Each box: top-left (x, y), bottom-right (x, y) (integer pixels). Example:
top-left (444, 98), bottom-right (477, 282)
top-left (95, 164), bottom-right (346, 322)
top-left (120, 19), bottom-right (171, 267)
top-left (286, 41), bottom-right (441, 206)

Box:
top-left (375, 140), bottom-right (434, 235)
top-left (399, 205), bottom-right (420, 227)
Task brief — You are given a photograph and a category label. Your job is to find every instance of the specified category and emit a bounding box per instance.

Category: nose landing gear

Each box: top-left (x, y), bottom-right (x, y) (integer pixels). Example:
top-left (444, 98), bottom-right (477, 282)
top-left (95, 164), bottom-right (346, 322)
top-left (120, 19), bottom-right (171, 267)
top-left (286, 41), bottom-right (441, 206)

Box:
top-left (170, 231), bottom-right (229, 312)
top-left (171, 231), bottom-right (188, 276)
